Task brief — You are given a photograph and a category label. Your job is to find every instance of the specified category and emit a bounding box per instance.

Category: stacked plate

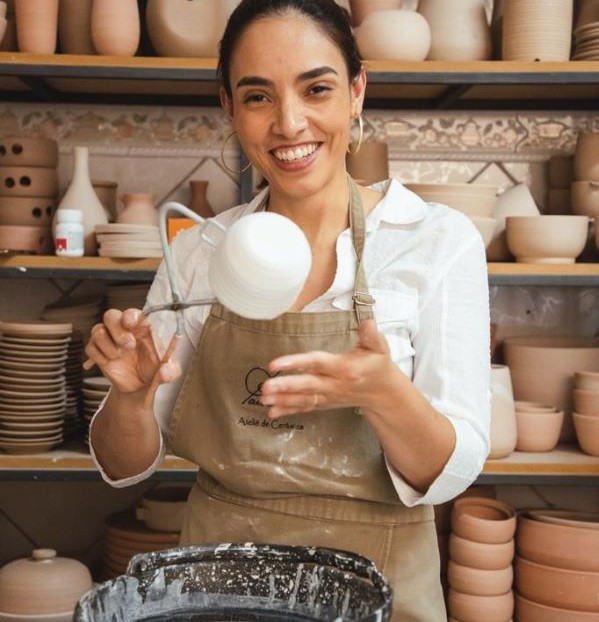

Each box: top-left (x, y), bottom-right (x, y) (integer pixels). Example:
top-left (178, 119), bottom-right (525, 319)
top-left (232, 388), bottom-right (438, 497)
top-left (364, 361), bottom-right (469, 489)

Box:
top-left (41, 296), bottom-right (103, 344)
top-left (102, 510), bottom-right (180, 580)
top-left (573, 21), bottom-right (599, 60)
top-left (105, 282), bottom-right (151, 311)
top-left (82, 375), bottom-right (111, 445)
top-left (95, 224), bottom-right (162, 258)
top-left (0, 321), bottom-right (72, 454)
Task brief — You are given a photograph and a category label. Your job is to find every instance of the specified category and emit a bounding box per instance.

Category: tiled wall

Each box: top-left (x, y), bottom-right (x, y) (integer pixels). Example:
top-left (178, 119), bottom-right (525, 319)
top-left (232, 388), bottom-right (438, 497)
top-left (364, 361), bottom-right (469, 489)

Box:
top-left (0, 103), bottom-right (598, 572)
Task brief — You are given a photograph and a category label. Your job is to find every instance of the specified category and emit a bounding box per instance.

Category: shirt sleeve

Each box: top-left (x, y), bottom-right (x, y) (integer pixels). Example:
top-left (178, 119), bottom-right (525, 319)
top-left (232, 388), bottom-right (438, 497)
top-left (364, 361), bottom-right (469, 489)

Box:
top-left (387, 233), bottom-right (491, 506)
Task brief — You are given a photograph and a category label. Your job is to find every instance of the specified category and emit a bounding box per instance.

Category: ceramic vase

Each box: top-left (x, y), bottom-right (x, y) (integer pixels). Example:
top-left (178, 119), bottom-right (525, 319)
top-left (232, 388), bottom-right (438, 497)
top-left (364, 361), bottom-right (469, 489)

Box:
top-left (488, 364), bottom-right (517, 459)
top-left (418, 0), bottom-right (492, 61)
top-left (55, 146), bottom-right (108, 256)
top-left (91, 0), bottom-right (140, 56)
top-left (117, 193), bottom-right (158, 226)
top-left (58, 0), bottom-right (95, 54)
top-left (348, 0), bottom-right (403, 27)
top-left (188, 180), bottom-right (214, 218)
top-left (15, 0), bottom-right (59, 54)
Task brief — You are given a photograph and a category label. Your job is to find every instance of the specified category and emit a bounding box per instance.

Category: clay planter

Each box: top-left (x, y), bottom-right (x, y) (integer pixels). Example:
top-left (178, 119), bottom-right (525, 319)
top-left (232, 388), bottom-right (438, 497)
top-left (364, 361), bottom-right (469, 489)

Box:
top-left (575, 371), bottom-right (599, 391)
top-left (91, 0), bottom-right (140, 56)
top-left (573, 388), bottom-right (599, 415)
top-left (0, 136), bottom-right (58, 168)
top-left (516, 593), bottom-right (598, 622)
top-left (514, 406), bottom-right (563, 452)
top-left (58, 0), bottom-right (95, 54)
top-left (0, 195), bottom-right (56, 226)
top-left (447, 560), bottom-right (513, 596)
top-left (0, 167), bottom-right (58, 198)
top-left (15, 0), bottom-right (59, 54)
top-left (451, 497), bottom-right (517, 544)
top-left (448, 588), bottom-right (514, 622)
top-left (449, 533), bottom-right (515, 571)
top-left (0, 224), bottom-right (52, 254)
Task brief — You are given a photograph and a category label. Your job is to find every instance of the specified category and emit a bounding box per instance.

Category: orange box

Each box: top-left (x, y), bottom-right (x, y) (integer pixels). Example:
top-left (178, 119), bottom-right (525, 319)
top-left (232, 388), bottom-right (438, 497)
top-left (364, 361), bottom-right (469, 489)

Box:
top-left (167, 218), bottom-right (195, 243)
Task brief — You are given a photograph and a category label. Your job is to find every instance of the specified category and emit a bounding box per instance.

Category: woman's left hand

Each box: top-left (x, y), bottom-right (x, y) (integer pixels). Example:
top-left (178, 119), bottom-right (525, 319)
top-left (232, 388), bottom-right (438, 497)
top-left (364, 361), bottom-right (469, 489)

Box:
top-left (260, 319), bottom-right (397, 418)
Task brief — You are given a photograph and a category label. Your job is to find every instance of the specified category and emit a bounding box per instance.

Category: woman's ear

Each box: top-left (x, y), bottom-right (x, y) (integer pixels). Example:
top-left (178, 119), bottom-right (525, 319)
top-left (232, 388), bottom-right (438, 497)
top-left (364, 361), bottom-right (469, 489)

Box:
top-left (219, 86), bottom-right (233, 119)
top-left (350, 66), bottom-right (367, 118)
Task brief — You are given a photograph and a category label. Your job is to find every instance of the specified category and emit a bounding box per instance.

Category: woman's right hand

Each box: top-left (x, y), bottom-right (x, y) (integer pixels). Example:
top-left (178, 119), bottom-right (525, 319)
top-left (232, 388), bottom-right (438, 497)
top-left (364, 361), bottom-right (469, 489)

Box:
top-left (85, 308), bottom-right (180, 396)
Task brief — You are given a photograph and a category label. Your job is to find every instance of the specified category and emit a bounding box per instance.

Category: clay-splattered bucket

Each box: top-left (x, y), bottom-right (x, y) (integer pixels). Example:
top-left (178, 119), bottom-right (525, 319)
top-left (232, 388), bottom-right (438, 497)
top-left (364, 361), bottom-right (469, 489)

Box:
top-left (74, 543), bottom-right (393, 621)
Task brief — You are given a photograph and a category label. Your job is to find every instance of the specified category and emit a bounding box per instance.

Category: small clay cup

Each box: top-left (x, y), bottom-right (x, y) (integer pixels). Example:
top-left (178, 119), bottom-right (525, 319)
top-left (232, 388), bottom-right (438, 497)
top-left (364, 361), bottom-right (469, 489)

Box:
top-left (452, 497), bottom-right (517, 544)
top-left (573, 412), bottom-right (599, 456)
top-left (573, 388), bottom-right (599, 415)
top-left (515, 407), bottom-right (564, 452)
top-left (449, 533), bottom-right (515, 570)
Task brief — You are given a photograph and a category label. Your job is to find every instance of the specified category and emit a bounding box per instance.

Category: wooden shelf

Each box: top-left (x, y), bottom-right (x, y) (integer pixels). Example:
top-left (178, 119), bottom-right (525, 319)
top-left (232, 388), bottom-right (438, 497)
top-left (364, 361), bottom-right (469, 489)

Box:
top-left (1, 54), bottom-right (598, 109)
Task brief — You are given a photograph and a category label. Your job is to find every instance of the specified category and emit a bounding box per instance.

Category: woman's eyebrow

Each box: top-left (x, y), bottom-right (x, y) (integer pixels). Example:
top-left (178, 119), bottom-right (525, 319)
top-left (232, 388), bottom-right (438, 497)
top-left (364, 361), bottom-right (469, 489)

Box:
top-left (235, 66), bottom-right (338, 90)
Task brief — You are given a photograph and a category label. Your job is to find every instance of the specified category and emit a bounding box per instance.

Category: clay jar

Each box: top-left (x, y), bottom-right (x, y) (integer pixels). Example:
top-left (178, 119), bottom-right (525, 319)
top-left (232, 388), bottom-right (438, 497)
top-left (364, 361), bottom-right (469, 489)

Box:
top-left (189, 179), bottom-right (214, 218)
top-left (117, 193), bottom-right (158, 225)
top-left (348, 0), bottom-right (402, 26)
top-left (91, 0), bottom-right (140, 56)
top-left (58, 0), bottom-right (95, 54)
top-left (15, 0), bottom-right (59, 54)
top-left (418, 0), bottom-right (492, 60)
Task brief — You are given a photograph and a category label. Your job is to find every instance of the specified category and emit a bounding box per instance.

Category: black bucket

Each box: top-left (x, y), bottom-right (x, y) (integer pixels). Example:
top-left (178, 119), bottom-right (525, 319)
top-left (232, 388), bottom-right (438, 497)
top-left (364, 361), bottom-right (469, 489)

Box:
top-left (74, 543), bottom-right (393, 622)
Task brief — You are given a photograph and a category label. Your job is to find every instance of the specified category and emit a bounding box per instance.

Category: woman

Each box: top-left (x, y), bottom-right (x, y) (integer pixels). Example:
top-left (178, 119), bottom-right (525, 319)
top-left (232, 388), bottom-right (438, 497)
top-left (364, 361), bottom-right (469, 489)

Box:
top-left (86, 1), bottom-right (490, 620)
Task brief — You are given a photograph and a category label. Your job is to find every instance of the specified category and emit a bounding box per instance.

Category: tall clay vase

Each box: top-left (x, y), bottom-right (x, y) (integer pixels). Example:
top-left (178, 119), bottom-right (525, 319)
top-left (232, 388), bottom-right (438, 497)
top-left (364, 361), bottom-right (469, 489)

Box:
top-left (418, 0), bottom-right (492, 61)
top-left (15, 0), bottom-right (59, 54)
top-left (117, 193), bottom-right (158, 226)
top-left (348, 0), bottom-right (403, 27)
top-left (189, 180), bottom-right (215, 218)
top-left (488, 364), bottom-right (518, 459)
top-left (55, 146), bottom-right (108, 256)
top-left (91, 0), bottom-right (140, 56)
top-left (59, 0), bottom-right (95, 54)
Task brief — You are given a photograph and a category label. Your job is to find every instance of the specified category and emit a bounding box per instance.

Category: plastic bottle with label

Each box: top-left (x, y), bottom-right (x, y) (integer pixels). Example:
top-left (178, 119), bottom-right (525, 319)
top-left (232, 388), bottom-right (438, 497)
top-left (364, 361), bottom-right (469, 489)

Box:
top-left (54, 209), bottom-right (84, 257)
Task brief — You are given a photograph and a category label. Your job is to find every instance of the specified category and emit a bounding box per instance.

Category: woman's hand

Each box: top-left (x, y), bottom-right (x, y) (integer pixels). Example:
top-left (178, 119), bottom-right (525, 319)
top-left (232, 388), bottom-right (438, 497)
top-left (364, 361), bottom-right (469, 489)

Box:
top-left (84, 308), bottom-right (181, 396)
top-left (260, 319), bottom-right (397, 418)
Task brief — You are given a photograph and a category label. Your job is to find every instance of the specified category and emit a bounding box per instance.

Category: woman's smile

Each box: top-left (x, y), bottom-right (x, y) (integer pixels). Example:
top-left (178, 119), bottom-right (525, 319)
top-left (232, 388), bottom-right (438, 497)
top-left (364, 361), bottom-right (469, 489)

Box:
top-left (270, 142), bottom-right (322, 171)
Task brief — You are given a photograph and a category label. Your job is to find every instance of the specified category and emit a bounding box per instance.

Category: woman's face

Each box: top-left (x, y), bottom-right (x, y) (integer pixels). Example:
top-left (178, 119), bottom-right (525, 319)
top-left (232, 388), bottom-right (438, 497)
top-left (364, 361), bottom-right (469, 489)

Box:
top-left (221, 12), bottom-right (365, 202)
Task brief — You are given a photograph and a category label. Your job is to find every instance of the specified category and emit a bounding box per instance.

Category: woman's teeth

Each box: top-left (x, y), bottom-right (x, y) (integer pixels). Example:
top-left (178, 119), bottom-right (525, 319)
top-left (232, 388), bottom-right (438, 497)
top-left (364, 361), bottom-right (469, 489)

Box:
top-left (273, 143), bottom-right (318, 162)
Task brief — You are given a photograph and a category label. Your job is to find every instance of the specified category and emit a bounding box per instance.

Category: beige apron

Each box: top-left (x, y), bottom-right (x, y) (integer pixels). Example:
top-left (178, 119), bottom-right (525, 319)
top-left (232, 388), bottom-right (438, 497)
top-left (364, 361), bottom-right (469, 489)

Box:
top-left (168, 177), bottom-right (446, 622)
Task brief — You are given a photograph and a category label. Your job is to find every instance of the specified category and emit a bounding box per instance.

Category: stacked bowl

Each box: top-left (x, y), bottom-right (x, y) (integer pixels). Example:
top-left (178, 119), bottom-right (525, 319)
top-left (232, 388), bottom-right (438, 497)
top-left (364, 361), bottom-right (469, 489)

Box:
top-left (573, 13), bottom-right (599, 60)
top-left (515, 510), bottom-right (599, 621)
top-left (447, 497), bottom-right (517, 622)
top-left (572, 371), bottom-right (599, 456)
top-left (571, 132), bottom-right (599, 256)
top-left (514, 401), bottom-right (564, 453)
top-left (0, 136), bottom-right (58, 254)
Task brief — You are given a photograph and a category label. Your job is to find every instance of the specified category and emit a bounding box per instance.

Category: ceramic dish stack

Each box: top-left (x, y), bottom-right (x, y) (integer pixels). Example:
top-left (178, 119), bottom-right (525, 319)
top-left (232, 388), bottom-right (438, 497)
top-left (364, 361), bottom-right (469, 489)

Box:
top-left (95, 223), bottom-right (162, 258)
top-left (0, 136), bottom-right (58, 255)
top-left (81, 375), bottom-right (111, 446)
top-left (101, 510), bottom-right (180, 581)
top-left (573, 20), bottom-right (599, 60)
top-left (0, 320), bottom-right (72, 454)
top-left (104, 282), bottom-right (150, 311)
top-left (572, 371), bottom-right (599, 456)
top-left (515, 510), bottom-right (599, 621)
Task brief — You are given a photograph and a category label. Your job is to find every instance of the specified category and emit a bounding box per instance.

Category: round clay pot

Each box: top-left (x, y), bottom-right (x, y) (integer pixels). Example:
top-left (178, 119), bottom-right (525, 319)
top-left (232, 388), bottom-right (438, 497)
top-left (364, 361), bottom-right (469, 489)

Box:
top-left (0, 224), bottom-right (52, 254)
top-left (573, 412), bottom-right (599, 456)
top-left (571, 180), bottom-right (599, 218)
top-left (574, 371), bottom-right (599, 391)
top-left (348, 0), bottom-right (402, 26)
top-left (0, 166), bottom-right (58, 198)
top-left (346, 141), bottom-right (390, 185)
top-left (0, 548), bottom-right (93, 615)
top-left (91, 0), bottom-right (140, 56)
top-left (515, 407), bottom-right (564, 452)
top-left (117, 193), bottom-right (158, 225)
top-left (448, 588), bottom-right (514, 622)
top-left (14, 0), bottom-right (59, 54)
top-left (447, 560), bottom-right (513, 596)
top-left (516, 593), bottom-right (598, 622)
top-left (0, 195), bottom-right (57, 226)
top-left (574, 132), bottom-right (599, 181)
top-left (58, 0), bottom-right (95, 54)
top-left (573, 388), bottom-right (599, 416)
top-left (452, 497), bottom-right (517, 544)
top-left (0, 136), bottom-right (58, 168)
top-left (449, 533), bottom-right (515, 570)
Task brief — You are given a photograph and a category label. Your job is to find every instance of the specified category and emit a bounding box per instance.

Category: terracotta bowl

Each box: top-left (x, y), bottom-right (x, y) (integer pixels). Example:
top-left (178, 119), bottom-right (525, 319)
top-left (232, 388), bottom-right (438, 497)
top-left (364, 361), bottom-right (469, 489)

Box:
top-left (0, 136), bottom-right (58, 168)
top-left (573, 388), bottom-right (599, 415)
top-left (0, 225), bottom-right (52, 254)
top-left (574, 371), bottom-right (599, 391)
top-left (514, 407), bottom-right (563, 452)
top-left (449, 533), bottom-right (515, 570)
top-left (573, 412), bottom-right (599, 456)
top-left (516, 511), bottom-right (599, 572)
top-left (505, 215), bottom-right (590, 264)
top-left (452, 498), bottom-right (517, 544)
top-left (526, 510), bottom-right (599, 530)
top-left (0, 166), bottom-right (58, 198)
top-left (447, 560), bottom-right (513, 596)
top-left (448, 588), bottom-right (514, 622)
top-left (516, 593), bottom-right (598, 622)
top-left (515, 556), bottom-right (599, 612)
top-left (571, 180), bottom-right (599, 218)
top-left (0, 196), bottom-right (57, 226)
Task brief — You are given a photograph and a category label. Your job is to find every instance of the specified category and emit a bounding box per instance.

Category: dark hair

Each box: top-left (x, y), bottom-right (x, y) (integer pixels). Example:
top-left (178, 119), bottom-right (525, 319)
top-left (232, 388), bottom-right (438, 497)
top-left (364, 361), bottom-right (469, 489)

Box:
top-left (218, 0), bottom-right (362, 98)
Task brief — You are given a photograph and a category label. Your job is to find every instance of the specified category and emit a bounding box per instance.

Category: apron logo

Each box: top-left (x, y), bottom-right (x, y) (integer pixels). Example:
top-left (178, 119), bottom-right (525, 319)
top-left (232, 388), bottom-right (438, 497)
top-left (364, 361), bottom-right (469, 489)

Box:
top-left (242, 366), bottom-right (280, 406)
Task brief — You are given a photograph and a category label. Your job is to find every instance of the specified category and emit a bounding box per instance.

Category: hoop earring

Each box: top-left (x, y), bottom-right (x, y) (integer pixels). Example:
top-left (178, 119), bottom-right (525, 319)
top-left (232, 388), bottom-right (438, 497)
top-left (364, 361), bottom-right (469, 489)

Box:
top-left (347, 114), bottom-right (364, 155)
top-left (220, 131), bottom-right (252, 174)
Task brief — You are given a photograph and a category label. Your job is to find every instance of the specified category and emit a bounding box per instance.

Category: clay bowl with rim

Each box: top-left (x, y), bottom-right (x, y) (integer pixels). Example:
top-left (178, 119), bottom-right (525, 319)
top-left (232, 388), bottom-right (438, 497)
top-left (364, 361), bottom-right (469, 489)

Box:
top-left (0, 196), bottom-right (57, 226)
top-left (0, 167), bottom-right (58, 198)
top-left (505, 215), bottom-right (590, 263)
top-left (514, 407), bottom-right (563, 452)
top-left (573, 412), bottom-right (599, 455)
top-left (514, 401), bottom-right (558, 413)
top-left (575, 371), bottom-right (599, 391)
top-left (451, 497), bottom-right (517, 544)
top-left (449, 533), bottom-right (515, 570)
top-left (0, 136), bottom-right (58, 168)
top-left (447, 559), bottom-right (513, 596)
top-left (516, 511), bottom-right (599, 571)
top-left (515, 556), bottom-right (599, 612)
top-left (448, 588), bottom-right (514, 622)
top-left (0, 225), bottom-right (52, 255)
top-left (515, 593), bottom-right (598, 622)
top-left (573, 388), bottom-right (599, 415)
top-left (526, 509), bottom-right (599, 531)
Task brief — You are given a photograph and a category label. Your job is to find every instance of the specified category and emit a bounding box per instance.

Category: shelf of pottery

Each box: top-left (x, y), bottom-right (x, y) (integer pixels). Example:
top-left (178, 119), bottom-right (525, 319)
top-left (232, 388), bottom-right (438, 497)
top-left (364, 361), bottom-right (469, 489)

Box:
top-left (0, 0), bottom-right (598, 109)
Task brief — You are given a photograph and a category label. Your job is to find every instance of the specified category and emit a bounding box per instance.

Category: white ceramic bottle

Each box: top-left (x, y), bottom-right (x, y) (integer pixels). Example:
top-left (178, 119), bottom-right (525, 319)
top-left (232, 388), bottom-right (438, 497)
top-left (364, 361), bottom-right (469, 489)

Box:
top-left (55, 146), bottom-right (108, 255)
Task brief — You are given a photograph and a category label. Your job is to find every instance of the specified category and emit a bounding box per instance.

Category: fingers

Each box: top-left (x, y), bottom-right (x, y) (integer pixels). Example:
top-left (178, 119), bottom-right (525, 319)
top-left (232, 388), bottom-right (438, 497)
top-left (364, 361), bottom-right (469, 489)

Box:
top-left (358, 319), bottom-right (390, 355)
top-left (268, 350), bottom-right (336, 375)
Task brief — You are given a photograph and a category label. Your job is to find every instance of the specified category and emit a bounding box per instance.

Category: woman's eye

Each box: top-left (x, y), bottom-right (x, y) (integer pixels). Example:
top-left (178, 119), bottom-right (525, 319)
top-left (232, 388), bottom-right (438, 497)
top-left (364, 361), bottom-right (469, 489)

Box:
top-left (309, 84), bottom-right (332, 96)
top-left (244, 93), bottom-right (269, 104)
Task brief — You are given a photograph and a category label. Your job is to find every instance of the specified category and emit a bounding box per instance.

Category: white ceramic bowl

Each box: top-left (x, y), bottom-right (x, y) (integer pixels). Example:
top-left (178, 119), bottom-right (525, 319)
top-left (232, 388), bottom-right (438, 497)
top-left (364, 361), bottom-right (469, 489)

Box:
top-left (209, 211), bottom-right (312, 320)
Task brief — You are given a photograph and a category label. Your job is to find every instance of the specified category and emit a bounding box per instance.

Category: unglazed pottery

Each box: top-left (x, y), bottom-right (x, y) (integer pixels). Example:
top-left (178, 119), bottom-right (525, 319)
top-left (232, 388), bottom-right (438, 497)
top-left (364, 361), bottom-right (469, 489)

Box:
top-left (14, 0), bottom-right (59, 54)
top-left (348, 0), bottom-right (402, 26)
top-left (0, 167), bottom-right (58, 198)
top-left (91, 0), bottom-right (140, 56)
top-left (515, 593), bottom-right (598, 622)
top-left (449, 533), bottom-right (515, 571)
top-left (488, 364), bottom-right (517, 459)
top-left (452, 497), bottom-right (517, 544)
top-left (0, 196), bottom-right (56, 226)
top-left (188, 180), bottom-right (214, 218)
top-left (514, 406), bottom-right (563, 452)
top-left (135, 485), bottom-right (191, 532)
top-left (574, 132), bottom-right (599, 181)
top-left (571, 180), bottom-right (599, 218)
top-left (346, 141), bottom-right (390, 185)
top-left (58, 0), bottom-right (94, 54)
top-left (573, 413), bottom-right (599, 455)
top-left (447, 560), bottom-right (513, 596)
top-left (448, 588), bottom-right (514, 622)
top-left (0, 136), bottom-right (58, 168)
top-left (574, 370), bottom-right (599, 391)
top-left (117, 193), bottom-right (158, 226)
top-left (0, 224), bottom-right (52, 254)
top-left (573, 388), bottom-right (599, 415)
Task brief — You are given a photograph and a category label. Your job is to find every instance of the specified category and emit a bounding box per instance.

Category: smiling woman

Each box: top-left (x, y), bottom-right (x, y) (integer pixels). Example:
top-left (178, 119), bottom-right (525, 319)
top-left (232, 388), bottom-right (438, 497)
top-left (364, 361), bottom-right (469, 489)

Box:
top-left (85, 3), bottom-right (491, 622)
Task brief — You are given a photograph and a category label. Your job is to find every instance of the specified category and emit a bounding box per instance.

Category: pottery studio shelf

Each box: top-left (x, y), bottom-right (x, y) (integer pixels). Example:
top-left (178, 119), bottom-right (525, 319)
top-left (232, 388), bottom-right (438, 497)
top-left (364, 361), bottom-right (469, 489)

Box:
top-left (1, 255), bottom-right (599, 286)
top-left (0, 443), bottom-right (597, 484)
top-left (0, 54), bottom-right (598, 109)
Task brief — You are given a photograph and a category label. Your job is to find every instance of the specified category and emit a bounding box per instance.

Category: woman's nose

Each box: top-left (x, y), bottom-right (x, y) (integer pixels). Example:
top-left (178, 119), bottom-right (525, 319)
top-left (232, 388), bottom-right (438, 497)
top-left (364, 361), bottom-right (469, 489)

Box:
top-left (273, 97), bottom-right (308, 137)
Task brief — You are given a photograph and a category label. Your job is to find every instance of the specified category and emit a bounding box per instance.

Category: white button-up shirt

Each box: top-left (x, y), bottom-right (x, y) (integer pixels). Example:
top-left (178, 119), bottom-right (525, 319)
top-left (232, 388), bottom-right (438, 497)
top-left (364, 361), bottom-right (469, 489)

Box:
top-left (91, 179), bottom-right (491, 506)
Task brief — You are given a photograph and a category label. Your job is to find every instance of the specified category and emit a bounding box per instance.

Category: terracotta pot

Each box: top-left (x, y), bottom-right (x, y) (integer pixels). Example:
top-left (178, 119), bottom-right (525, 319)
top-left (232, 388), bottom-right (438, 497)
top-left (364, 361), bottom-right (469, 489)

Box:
top-left (91, 0), bottom-right (140, 56)
top-left (117, 193), bottom-right (158, 225)
top-left (0, 195), bottom-right (57, 226)
top-left (489, 364), bottom-right (517, 459)
top-left (573, 388), bottom-right (599, 415)
top-left (452, 497), bottom-right (517, 544)
top-left (574, 371), bottom-right (599, 391)
top-left (0, 136), bottom-right (58, 167)
top-left (15, 0), bottom-right (59, 54)
top-left (346, 141), bottom-right (390, 185)
top-left (188, 179), bottom-right (214, 218)
top-left (447, 560), bottom-right (513, 596)
top-left (571, 180), bottom-right (599, 218)
top-left (0, 224), bottom-right (52, 254)
top-left (348, 0), bottom-right (402, 26)
top-left (0, 166), bottom-right (58, 198)
top-left (514, 407), bottom-right (563, 452)
top-left (573, 413), bottom-right (599, 456)
top-left (448, 588), bottom-right (514, 622)
top-left (58, 0), bottom-right (95, 54)
top-left (516, 593), bottom-right (597, 622)
top-left (574, 132), bottom-right (599, 181)
top-left (449, 533), bottom-right (515, 571)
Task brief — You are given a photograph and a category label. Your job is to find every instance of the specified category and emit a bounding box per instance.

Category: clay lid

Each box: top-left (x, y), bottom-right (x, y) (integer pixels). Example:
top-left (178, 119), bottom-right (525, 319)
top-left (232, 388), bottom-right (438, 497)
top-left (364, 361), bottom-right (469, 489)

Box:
top-left (0, 549), bottom-right (93, 615)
